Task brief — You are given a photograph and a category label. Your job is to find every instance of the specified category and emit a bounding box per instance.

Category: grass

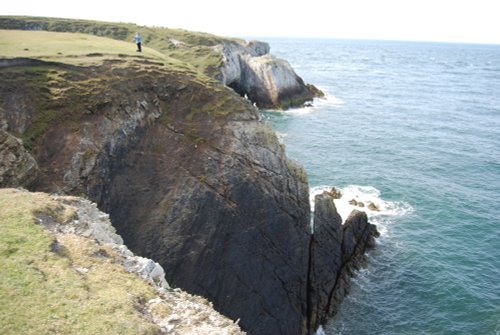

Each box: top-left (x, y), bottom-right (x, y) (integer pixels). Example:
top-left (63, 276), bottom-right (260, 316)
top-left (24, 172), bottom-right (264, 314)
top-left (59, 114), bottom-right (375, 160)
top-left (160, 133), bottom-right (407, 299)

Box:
top-left (0, 29), bottom-right (167, 66)
top-left (0, 189), bottom-right (161, 335)
top-left (0, 28), bottom-right (214, 147)
top-left (0, 16), bottom-right (241, 78)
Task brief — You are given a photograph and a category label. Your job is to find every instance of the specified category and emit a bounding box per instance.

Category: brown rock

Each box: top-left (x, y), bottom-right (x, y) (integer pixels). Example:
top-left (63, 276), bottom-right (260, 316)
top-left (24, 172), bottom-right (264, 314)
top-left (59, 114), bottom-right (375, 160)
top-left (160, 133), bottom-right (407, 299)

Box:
top-left (368, 202), bottom-right (380, 211)
top-left (328, 187), bottom-right (342, 199)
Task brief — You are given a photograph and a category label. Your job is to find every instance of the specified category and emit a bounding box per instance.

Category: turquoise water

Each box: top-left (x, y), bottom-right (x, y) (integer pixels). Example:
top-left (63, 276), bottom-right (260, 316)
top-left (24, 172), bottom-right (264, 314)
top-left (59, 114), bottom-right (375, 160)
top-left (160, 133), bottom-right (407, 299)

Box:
top-left (261, 39), bottom-right (500, 334)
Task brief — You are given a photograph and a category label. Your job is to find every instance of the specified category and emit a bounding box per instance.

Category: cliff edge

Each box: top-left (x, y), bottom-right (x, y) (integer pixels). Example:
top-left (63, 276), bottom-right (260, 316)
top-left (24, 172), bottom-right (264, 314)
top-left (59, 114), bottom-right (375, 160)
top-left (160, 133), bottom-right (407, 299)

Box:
top-left (0, 188), bottom-right (244, 334)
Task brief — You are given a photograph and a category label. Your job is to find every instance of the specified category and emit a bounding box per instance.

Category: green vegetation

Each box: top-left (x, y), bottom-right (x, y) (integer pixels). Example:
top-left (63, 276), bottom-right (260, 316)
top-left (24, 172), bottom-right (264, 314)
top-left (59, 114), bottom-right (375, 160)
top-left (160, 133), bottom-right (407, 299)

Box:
top-left (0, 29), bottom-right (167, 65)
top-left (0, 16), bottom-right (249, 150)
top-left (0, 16), bottom-right (242, 78)
top-left (0, 189), bottom-right (161, 335)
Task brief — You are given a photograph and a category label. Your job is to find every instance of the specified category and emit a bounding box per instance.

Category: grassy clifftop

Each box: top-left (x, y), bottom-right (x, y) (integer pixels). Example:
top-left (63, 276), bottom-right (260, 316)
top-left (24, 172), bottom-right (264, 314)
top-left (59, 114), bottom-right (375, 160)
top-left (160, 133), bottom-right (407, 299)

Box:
top-left (0, 24), bottom-right (247, 150)
top-left (0, 15), bottom-right (241, 78)
top-left (0, 29), bottom-right (168, 65)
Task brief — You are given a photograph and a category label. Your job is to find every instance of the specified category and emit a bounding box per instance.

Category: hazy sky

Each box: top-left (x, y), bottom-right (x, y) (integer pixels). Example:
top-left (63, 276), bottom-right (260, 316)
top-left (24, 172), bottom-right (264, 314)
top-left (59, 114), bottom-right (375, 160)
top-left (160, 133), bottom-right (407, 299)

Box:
top-left (3, 0), bottom-right (500, 44)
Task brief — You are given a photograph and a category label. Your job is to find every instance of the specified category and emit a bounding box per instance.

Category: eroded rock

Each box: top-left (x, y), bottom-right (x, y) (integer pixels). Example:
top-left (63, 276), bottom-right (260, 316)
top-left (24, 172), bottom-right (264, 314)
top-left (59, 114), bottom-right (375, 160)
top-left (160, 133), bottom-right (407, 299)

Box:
top-left (219, 41), bottom-right (323, 109)
top-left (309, 193), bottom-right (379, 332)
top-left (0, 128), bottom-right (39, 187)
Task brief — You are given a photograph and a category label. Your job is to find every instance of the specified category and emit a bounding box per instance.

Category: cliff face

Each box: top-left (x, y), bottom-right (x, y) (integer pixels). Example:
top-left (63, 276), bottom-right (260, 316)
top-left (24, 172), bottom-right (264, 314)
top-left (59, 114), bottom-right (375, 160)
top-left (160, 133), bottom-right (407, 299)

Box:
top-left (0, 128), bottom-right (39, 187)
top-left (0, 24), bottom-right (377, 335)
top-left (0, 55), bottom-right (311, 334)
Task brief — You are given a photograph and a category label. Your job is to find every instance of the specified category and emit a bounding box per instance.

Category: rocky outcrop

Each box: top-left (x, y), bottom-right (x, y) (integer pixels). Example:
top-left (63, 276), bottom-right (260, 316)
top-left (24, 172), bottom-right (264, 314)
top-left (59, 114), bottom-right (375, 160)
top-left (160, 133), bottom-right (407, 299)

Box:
top-left (92, 89), bottom-right (312, 335)
top-left (309, 192), bottom-right (379, 331)
top-left (217, 40), bottom-right (324, 109)
top-left (0, 128), bottom-right (39, 187)
top-left (51, 194), bottom-right (245, 335)
top-left (37, 192), bottom-right (170, 289)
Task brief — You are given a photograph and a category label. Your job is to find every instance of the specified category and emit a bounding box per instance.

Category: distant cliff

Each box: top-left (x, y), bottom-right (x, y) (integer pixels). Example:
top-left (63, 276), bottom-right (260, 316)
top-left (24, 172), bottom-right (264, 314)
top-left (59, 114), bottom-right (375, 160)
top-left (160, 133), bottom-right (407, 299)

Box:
top-left (0, 19), bottom-right (376, 335)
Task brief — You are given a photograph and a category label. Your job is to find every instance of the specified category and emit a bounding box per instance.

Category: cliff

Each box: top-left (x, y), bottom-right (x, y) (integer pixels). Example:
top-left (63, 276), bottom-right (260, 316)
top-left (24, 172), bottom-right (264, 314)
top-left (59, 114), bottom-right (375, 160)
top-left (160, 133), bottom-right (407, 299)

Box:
top-left (0, 19), bottom-right (377, 335)
top-left (0, 188), bottom-right (244, 335)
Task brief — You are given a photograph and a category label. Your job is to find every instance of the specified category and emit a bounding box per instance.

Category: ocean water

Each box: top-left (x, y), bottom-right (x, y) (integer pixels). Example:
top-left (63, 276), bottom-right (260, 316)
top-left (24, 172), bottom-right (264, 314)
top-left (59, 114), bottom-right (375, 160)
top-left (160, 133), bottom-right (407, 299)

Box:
top-left (261, 39), bottom-right (500, 334)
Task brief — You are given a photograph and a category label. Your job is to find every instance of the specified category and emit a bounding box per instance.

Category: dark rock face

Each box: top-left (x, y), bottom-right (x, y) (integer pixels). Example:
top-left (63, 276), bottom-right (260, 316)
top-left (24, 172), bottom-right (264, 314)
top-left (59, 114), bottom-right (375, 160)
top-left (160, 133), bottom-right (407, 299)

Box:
top-left (308, 192), bottom-right (343, 331)
top-left (0, 59), bottom-right (311, 334)
top-left (309, 192), bottom-right (379, 331)
top-left (95, 116), bottom-right (312, 335)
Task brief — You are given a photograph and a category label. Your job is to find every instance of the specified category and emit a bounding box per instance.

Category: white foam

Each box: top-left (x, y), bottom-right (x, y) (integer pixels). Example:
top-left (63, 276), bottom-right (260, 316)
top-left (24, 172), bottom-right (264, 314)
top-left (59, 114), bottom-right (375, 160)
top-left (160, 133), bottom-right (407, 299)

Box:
top-left (315, 325), bottom-right (326, 335)
top-left (274, 131), bottom-right (288, 144)
top-left (321, 92), bottom-right (345, 106)
top-left (310, 184), bottom-right (413, 237)
top-left (278, 92), bottom-right (344, 116)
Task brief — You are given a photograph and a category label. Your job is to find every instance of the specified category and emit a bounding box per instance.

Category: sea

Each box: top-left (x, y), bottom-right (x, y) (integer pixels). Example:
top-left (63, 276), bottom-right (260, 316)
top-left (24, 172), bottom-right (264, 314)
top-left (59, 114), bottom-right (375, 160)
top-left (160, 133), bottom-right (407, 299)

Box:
top-left (259, 38), bottom-right (500, 334)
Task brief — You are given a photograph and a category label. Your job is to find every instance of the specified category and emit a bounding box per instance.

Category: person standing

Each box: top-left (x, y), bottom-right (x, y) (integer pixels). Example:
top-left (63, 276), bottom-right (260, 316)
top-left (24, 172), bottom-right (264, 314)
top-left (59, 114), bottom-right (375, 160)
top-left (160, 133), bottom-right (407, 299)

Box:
top-left (135, 32), bottom-right (142, 52)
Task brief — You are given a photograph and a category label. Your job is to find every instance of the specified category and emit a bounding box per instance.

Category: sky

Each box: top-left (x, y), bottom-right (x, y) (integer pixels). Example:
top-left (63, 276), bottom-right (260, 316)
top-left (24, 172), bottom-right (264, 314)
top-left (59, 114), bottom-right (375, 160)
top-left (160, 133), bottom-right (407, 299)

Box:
top-left (3, 0), bottom-right (500, 44)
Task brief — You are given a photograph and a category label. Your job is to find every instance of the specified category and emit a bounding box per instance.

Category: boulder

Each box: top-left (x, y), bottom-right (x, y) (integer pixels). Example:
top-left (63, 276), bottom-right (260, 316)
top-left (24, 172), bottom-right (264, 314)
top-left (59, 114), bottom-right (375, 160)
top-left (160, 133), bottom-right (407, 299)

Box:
top-left (368, 202), bottom-right (380, 211)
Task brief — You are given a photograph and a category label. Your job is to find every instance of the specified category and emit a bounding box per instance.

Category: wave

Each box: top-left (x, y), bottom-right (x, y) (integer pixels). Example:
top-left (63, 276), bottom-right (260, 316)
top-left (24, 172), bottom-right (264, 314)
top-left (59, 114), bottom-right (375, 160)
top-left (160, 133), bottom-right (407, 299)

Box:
top-left (279, 92), bottom-right (344, 116)
top-left (310, 185), bottom-right (413, 237)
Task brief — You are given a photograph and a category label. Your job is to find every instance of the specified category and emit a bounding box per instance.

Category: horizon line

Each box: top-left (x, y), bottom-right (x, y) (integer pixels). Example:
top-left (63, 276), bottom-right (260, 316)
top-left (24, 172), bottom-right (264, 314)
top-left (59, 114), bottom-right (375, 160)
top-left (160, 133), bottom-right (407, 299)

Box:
top-left (2, 14), bottom-right (500, 47)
